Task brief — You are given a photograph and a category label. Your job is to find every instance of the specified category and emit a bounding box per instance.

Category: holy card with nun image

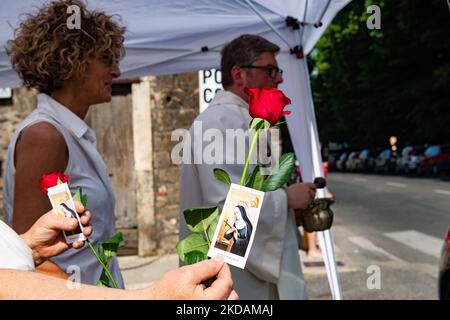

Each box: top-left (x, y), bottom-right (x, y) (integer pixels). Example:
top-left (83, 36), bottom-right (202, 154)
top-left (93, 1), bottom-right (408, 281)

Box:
top-left (208, 183), bottom-right (264, 269)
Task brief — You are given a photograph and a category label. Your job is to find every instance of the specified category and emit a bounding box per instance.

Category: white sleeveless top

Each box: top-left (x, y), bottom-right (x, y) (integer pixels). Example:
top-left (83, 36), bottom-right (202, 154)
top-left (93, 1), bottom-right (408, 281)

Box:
top-left (2, 94), bottom-right (124, 288)
top-left (0, 220), bottom-right (35, 271)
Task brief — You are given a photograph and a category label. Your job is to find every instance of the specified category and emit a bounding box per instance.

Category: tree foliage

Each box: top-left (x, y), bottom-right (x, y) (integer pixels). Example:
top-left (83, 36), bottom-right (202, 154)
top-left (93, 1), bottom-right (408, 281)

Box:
top-left (311, 0), bottom-right (450, 149)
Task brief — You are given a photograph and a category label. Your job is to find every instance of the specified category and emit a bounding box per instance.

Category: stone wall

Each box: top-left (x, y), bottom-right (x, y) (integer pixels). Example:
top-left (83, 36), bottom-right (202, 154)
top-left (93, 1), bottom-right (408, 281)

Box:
top-left (84, 73), bottom-right (200, 256)
top-left (0, 88), bottom-right (37, 221)
top-left (0, 73), bottom-right (199, 256)
top-left (149, 73), bottom-right (199, 254)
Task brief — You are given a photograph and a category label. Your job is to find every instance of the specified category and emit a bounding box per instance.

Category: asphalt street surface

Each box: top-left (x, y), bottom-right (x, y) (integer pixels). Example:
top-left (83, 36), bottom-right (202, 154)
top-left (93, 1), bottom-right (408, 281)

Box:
top-left (303, 172), bottom-right (450, 300)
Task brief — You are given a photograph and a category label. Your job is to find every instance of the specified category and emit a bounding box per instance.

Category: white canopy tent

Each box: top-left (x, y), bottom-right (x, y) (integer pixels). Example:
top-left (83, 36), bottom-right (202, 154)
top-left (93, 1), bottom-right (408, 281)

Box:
top-left (0, 0), bottom-right (351, 299)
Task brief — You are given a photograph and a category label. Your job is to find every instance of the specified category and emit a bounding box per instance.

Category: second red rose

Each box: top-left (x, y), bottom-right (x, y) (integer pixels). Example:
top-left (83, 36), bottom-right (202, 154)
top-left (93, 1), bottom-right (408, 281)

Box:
top-left (39, 172), bottom-right (69, 194)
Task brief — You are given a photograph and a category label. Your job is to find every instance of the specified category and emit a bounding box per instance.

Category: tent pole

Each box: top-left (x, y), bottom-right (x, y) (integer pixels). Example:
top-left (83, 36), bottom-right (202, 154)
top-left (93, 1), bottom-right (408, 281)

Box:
top-left (297, 0), bottom-right (309, 46)
top-left (314, 0), bottom-right (332, 27)
top-left (298, 57), bottom-right (343, 300)
top-left (317, 231), bottom-right (335, 298)
top-left (302, 0), bottom-right (309, 22)
top-left (325, 229), bottom-right (342, 300)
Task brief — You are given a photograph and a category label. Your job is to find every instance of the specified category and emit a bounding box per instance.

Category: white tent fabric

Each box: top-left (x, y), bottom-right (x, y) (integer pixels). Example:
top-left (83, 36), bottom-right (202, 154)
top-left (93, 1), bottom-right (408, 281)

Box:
top-left (0, 0), bottom-right (351, 299)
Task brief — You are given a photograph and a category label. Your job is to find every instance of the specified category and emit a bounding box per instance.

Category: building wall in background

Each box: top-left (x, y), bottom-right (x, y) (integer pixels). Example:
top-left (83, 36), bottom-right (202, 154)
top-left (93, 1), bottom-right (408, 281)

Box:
top-left (0, 72), bottom-right (199, 256)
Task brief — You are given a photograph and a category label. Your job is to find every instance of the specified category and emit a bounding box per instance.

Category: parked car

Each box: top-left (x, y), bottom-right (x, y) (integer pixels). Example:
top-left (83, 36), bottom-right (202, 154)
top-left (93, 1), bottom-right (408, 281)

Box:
top-left (336, 152), bottom-right (348, 171)
top-left (418, 145), bottom-right (450, 175)
top-left (374, 149), bottom-right (396, 173)
top-left (396, 145), bottom-right (426, 174)
top-left (345, 151), bottom-right (360, 172)
top-left (406, 146), bottom-right (425, 174)
top-left (357, 148), bottom-right (375, 172)
top-left (439, 227), bottom-right (450, 300)
top-left (395, 146), bottom-right (413, 173)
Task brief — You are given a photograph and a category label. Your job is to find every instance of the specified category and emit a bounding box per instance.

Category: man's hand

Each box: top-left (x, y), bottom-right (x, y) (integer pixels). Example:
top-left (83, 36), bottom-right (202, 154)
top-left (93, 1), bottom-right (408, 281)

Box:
top-left (20, 201), bottom-right (92, 265)
top-left (143, 256), bottom-right (239, 300)
top-left (285, 182), bottom-right (316, 210)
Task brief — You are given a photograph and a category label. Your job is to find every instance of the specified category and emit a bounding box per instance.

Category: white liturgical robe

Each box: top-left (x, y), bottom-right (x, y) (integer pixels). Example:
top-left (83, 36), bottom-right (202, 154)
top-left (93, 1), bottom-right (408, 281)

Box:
top-left (180, 90), bottom-right (307, 300)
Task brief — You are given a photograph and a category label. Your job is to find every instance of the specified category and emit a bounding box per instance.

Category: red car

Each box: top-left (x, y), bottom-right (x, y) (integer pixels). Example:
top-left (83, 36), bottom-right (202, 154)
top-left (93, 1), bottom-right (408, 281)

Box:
top-left (418, 145), bottom-right (450, 175)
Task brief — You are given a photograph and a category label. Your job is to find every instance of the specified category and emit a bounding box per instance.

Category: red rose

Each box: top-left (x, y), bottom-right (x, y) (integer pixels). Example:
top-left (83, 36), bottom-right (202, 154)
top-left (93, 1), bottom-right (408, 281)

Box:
top-left (39, 172), bottom-right (69, 194)
top-left (245, 87), bottom-right (292, 125)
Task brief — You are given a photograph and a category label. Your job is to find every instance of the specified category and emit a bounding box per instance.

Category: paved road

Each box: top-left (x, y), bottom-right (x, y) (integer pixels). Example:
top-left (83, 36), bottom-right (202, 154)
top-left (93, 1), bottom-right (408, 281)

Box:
top-left (303, 172), bottom-right (450, 300)
top-left (120, 172), bottom-right (450, 299)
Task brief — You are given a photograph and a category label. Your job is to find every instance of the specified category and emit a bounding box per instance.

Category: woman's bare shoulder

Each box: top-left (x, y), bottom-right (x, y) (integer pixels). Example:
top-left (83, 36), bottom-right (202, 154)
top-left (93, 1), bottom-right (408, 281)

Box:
top-left (17, 122), bottom-right (66, 149)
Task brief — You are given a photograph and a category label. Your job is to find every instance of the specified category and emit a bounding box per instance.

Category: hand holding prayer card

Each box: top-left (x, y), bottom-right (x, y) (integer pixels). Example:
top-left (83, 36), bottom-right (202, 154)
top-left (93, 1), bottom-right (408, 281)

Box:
top-left (47, 183), bottom-right (86, 244)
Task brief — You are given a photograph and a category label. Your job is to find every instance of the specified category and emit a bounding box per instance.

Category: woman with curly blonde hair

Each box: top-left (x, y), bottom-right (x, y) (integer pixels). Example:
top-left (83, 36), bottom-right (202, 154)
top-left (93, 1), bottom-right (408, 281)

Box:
top-left (3, 0), bottom-right (126, 286)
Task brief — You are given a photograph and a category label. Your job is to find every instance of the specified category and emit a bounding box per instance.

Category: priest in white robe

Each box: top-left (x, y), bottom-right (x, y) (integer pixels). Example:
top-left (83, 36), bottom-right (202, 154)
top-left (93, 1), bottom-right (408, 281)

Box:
top-left (180, 34), bottom-right (317, 299)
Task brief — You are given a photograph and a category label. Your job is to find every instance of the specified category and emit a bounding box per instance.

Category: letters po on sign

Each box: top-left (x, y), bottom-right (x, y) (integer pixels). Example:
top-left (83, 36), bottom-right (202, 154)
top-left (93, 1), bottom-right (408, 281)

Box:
top-left (199, 69), bottom-right (223, 113)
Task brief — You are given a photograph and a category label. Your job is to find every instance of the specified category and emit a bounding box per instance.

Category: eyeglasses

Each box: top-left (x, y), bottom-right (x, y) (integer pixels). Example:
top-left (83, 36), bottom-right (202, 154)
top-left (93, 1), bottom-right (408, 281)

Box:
top-left (240, 64), bottom-right (283, 78)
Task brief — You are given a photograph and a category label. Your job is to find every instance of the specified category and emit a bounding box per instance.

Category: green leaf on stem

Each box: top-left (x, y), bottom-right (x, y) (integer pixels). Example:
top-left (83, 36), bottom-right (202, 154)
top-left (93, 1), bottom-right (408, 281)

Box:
top-left (74, 187), bottom-right (120, 289)
top-left (184, 251), bottom-right (208, 264)
top-left (95, 232), bottom-right (123, 288)
top-left (256, 174), bottom-right (266, 191)
top-left (184, 206), bottom-right (219, 233)
top-left (213, 168), bottom-right (231, 186)
top-left (261, 152), bottom-right (295, 192)
top-left (96, 273), bottom-right (111, 288)
top-left (245, 165), bottom-right (264, 190)
top-left (98, 232), bottom-right (124, 265)
top-left (73, 188), bottom-right (81, 203)
top-left (81, 194), bottom-right (89, 207)
top-left (73, 187), bottom-right (88, 208)
top-left (207, 215), bottom-right (220, 243)
top-left (104, 232), bottom-right (124, 246)
top-left (176, 233), bottom-right (209, 264)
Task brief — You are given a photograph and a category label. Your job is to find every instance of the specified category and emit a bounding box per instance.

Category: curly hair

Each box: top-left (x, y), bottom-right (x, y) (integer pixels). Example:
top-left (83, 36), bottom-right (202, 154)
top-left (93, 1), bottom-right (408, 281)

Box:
top-left (6, 0), bottom-right (126, 94)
